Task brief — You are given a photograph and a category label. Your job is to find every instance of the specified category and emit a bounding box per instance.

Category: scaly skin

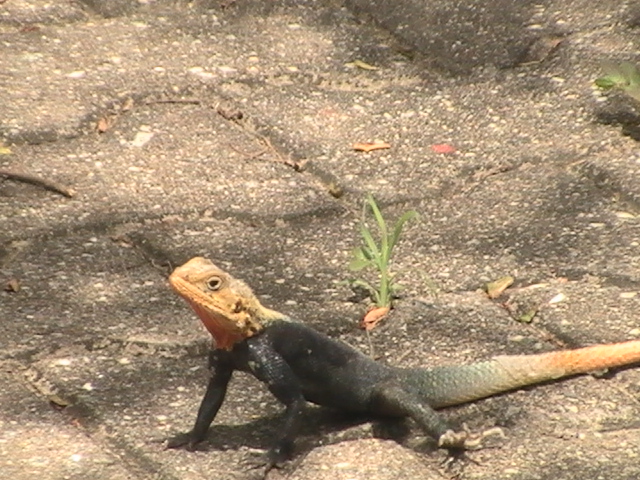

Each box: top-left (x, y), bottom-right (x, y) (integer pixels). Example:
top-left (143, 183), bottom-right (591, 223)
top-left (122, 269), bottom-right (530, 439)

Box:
top-left (168, 257), bottom-right (640, 463)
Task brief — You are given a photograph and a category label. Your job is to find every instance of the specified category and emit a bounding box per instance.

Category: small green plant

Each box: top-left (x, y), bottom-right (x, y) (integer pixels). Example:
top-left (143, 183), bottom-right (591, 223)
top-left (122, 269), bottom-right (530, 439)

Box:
top-left (348, 194), bottom-right (418, 310)
top-left (595, 61), bottom-right (640, 102)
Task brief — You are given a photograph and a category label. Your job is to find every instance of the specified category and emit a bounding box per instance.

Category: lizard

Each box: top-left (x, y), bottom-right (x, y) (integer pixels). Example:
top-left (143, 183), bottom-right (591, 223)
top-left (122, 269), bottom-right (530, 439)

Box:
top-left (166, 256), bottom-right (640, 467)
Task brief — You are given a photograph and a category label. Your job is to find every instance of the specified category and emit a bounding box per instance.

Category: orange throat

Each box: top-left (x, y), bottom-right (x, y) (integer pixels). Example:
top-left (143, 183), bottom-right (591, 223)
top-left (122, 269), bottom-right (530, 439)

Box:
top-left (186, 300), bottom-right (246, 351)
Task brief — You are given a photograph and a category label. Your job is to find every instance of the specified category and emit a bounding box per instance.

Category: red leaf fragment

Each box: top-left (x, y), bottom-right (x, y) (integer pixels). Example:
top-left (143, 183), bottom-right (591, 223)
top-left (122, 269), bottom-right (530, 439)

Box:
top-left (431, 144), bottom-right (457, 154)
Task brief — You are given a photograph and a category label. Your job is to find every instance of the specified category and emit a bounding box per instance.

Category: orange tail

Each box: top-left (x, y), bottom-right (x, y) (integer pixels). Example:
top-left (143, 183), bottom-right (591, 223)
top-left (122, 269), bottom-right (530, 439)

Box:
top-left (531, 339), bottom-right (640, 376)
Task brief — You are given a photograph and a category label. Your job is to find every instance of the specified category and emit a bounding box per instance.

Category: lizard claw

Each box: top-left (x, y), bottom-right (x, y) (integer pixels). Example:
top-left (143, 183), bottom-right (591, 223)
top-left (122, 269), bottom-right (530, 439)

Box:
top-left (438, 425), bottom-right (505, 450)
top-left (438, 429), bottom-right (469, 449)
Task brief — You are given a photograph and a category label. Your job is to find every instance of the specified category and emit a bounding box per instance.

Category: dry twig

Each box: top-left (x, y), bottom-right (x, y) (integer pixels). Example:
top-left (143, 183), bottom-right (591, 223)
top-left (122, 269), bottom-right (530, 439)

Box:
top-left (0, 170), bottom-right (75, 198)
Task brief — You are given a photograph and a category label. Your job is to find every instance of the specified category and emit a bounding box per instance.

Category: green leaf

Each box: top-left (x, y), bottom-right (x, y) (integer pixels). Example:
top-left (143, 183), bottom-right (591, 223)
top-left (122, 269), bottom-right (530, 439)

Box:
top-left (351, 246), bottom-right (369, 260)
top-left (366, 194), bottom-right (387, 234)
top-left (618, 62), bottom-right (640, 86)
top-left (600, 61), bottom-right (632, 84)
top-left (349, 257), bottom-right (373, 271)
top-left (359, 225), bottom-right (380, 262)
top-left (517, 308), bottom-right (538, 323)
top-left (371, 288), bottom-right (382, 306)
top-left (389, 210), bottom-right (418, 252)
top-left (595, 76), bottom-right (616, 90)
top-left (349, 279), bottom-right (377, 296)
top-left (597, 61), bottom-right (640, 101)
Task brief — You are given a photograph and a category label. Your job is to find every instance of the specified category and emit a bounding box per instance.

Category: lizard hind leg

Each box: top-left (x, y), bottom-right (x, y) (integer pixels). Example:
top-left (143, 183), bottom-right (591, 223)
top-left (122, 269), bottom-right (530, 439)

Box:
top-left (369, 381), bottom-right (454, 445)
top-left (369, 382), bottom-right (504, 451)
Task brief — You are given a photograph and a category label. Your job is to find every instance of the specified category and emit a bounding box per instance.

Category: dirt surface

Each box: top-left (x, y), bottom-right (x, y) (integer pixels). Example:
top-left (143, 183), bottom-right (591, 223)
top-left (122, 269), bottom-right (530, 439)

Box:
top-left (2, 0), bottom-right (640, 479)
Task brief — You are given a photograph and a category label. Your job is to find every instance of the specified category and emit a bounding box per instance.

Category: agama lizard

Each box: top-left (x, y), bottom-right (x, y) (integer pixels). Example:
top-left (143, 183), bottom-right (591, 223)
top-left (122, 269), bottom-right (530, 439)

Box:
top-left (167, 257), bottom-right (640, 466)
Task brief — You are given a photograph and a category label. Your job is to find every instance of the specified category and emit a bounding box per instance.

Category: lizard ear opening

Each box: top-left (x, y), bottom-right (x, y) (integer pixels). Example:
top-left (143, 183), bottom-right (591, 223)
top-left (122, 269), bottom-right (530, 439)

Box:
top-left (205, 276), bottom-right (223, 291)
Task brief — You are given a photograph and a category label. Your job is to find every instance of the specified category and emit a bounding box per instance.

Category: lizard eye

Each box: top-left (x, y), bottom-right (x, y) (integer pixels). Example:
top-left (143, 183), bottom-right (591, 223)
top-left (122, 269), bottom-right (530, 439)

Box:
top-left (205, 276), bottom-right (222, 291)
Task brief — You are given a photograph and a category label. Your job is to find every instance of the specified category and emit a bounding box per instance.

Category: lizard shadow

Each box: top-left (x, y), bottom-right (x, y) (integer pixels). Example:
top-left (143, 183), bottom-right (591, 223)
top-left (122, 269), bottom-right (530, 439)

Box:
top-left (190, 405), bottom-right (438, 456)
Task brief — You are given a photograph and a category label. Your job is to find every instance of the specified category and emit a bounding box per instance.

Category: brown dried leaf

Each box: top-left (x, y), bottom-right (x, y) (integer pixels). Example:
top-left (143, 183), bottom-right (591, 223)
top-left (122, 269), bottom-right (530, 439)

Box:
top-left (49, 394), bottom-right (72, 409)
top-left (217, 105), bottom-right (243, 121)
top-left (353, 142), bottom-right (391, 153)
top-left (121, 97), bottom-right (135, 112)
top-left (346, 60), bottom-right (379, 71)
top-left (4, 278), bottom-right (20, 292)
top-left (519, 35), bottom-right (564, 65)
top-left (486, 276), bottom-right (514, 299)
top-left (96, 115), bottom-right (116, 133)
top-left (360, 306), bottom-right (390, 331)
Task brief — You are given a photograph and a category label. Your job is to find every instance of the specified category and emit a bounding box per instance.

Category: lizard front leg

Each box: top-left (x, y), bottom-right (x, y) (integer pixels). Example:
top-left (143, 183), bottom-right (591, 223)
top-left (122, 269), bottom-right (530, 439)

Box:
top-left (167, 350), bottom-right (234, 450)
top-left (245, 340), bottom-right (307, 467)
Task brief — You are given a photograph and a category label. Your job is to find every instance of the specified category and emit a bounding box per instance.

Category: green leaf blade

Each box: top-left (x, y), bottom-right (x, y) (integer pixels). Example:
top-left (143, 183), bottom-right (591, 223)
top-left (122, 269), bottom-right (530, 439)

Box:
top-left (359, 225), bottom-right (381, 262)
top-left (389, 210), bottom-right (418, 252)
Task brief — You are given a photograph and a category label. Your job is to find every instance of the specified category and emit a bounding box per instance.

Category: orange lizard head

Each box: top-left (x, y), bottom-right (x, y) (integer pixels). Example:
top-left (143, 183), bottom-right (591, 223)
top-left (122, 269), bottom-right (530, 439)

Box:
top-left (169, 257), bottom-right (285, 350)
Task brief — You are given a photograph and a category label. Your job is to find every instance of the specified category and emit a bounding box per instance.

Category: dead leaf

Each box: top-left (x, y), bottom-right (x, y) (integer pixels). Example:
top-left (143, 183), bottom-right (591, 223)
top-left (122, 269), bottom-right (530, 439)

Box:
top-left (327, 181), bottom-right (344, 198)
top-left (20, 25), bottom-right (40, 33)
top-left (519, 35), bottom-right (564, 66)
top-left (96, 115), bottom-right (116, 133)
top-left (346, 60), bottom-right (379, 71)
top-left (4, 278), bottom-right (20, 292)
top-left (0, 143), bottom-right (11, 155)
top-left (548, 293), bottom-right (566, 304)
top-left (49, 394), bottom-right (72, 409)
top-left (110, 234), bottom-right (134, 248)
top-left (353, 142), bottom-right (391, 153)
top-left (360, 306), bottom-right (390, 330)
top-left (431, 143), bottom-right (457, 154)
top-left (121, 97), bottom-right (135, 111)
top-left (517, 308), bottom-right (538, 323)
top-left (486, 276), bottom-right (514, 299)
top-left (217, 105), bottom-right (243, 121)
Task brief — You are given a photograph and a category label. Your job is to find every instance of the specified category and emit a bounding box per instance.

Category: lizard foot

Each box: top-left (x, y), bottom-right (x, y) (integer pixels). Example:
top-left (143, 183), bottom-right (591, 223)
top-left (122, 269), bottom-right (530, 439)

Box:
top-left (166, 431), bottom-right (202, 451)
top-left (240, 448), bottom-right (288, 479)
top-left (438, 425), bottom-right (505, 450)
